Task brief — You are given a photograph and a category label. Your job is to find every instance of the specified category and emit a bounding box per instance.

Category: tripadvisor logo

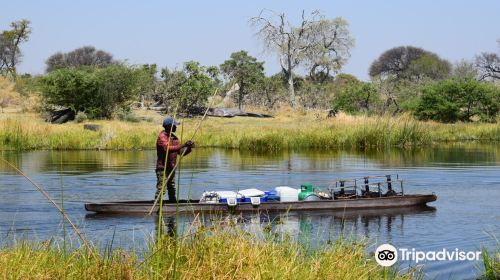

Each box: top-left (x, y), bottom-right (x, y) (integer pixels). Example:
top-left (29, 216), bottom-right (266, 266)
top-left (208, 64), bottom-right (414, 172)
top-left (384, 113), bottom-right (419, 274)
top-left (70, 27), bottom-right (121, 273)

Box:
top-left (374, 243), bottom-right (482, 267)
top-left (375, 244), bottom-right (398, 267)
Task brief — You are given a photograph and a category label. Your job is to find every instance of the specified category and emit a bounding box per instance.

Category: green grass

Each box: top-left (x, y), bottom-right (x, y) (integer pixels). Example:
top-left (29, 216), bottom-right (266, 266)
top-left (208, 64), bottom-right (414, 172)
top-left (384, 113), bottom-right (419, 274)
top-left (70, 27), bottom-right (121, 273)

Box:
top-left (0, 224), bottom-right (418, 280)
top-left (479, 243), bottom-right (500, 280)
top-left (0, 112), bottom-right (499, 151)
top-left (0, 153), bottom-right (419, 280)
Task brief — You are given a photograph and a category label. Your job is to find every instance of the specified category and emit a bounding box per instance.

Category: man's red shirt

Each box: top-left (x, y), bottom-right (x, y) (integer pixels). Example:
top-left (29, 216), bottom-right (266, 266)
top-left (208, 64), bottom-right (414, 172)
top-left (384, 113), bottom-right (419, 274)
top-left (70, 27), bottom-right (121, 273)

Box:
top-left (156, 131), bottom-right (183, 170)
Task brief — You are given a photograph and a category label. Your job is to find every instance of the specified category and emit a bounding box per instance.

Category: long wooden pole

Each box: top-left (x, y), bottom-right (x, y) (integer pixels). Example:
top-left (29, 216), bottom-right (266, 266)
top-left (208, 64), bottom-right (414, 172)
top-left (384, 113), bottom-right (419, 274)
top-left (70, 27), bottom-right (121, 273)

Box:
top-left (147, 89), bottom-right (219, 215)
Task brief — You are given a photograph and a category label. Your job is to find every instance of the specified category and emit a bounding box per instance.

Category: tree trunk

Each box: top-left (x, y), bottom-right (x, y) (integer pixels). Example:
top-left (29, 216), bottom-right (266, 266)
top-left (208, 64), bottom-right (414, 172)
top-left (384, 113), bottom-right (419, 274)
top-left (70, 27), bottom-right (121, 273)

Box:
top-left (392, 98), bottom-right (401, 116)
top-left (285, 53), bottom-right (296, 107)
top-left (238, 82), bottom-right (244, 110)
top-left (287, 74), bottom-right (295, 107)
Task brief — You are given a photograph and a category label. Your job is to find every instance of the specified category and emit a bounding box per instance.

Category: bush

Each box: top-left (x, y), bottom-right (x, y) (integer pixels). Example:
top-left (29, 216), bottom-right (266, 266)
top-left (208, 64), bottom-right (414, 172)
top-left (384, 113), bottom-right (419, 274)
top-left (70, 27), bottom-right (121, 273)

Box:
top-left (39, 65), bottom-right (151, 119)
top-left (331, 80), bottom-right (380, 114)
top-left (116, 108), bottom-right (140, 122)
top-left (74, 111), bottom-right (88, 123)
top-left (415, 79), bottom-right (500, 122)
top-left (298, 82), bottom-right (334, 109)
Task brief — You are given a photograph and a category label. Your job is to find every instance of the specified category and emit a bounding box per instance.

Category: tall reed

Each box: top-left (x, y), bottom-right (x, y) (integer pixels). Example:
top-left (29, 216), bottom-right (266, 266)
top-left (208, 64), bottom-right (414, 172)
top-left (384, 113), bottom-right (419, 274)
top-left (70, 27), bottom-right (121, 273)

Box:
top-left (1, 113), bottom-right (498, 151)
top-left (479, 242), bottom-right (500, 280)
top-left (0, 223), bottom-right (418, 280)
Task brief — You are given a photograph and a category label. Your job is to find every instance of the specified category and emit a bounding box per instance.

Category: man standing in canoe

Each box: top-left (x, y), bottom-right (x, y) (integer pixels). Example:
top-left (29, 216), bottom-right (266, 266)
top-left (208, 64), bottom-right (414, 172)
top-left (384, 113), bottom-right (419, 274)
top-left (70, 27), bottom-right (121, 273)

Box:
top-left (156, 117), bottom-right (194, 202)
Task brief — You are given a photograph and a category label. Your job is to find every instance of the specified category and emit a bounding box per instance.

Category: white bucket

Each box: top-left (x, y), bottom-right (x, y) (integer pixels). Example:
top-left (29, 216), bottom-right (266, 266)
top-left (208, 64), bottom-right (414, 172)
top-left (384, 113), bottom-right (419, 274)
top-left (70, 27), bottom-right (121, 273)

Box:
top-left (275, 186), bottom-right (299, 202)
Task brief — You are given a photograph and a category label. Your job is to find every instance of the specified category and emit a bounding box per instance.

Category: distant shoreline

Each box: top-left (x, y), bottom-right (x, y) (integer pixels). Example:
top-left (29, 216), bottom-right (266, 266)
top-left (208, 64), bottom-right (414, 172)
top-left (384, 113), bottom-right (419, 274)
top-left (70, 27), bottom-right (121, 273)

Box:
top-left (1, 111), bottom-right (499, 151)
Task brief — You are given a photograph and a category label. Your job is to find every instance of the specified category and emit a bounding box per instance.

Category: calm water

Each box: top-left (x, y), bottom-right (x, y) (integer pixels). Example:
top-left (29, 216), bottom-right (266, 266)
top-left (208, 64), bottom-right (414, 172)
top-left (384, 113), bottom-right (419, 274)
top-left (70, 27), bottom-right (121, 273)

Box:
top-left (1, 145), bottom-right (499, 279)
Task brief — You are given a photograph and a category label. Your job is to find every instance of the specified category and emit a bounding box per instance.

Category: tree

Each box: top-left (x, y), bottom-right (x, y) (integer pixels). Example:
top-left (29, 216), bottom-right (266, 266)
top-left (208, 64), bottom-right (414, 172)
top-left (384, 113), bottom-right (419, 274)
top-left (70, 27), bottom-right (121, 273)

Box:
top-left (0, 20), bottom-right (31, 77)
top-left (137, 64), bottom-right (158, 108)
top-left (160, 61), bottom-right (216, 115)
top-left (452, 60), bottom-right (478, 80)
top-left (304, 18), bottom-right (354, 83)
top-left (331, 79), bottom-right (378, 113)
top-left (369, 46), bottom-right (450, 81)
top-left (250, 10), bottom-right (353, 106)
top-left (247, 74), bottom-right (287, 108)
top-left (220, 51), bottom-right (265, 109)
top-left (45, 46), bottom-right (115, 72)
top-left (369, 46), bottom-right (451, 114)
top-left (415, 79), bottom-right (500, 122)
top-left (406, 54), bottom-right (451, 81)
top-left (40, 65), bottom-right (148, 119)
top-left (475, 40), bottom-right (500, 80)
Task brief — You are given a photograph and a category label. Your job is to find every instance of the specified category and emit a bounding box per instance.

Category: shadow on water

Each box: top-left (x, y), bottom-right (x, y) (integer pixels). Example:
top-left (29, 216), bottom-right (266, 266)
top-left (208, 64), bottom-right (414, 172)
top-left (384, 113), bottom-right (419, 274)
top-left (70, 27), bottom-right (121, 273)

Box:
top-left (84, 205), bottom-right (437, 242)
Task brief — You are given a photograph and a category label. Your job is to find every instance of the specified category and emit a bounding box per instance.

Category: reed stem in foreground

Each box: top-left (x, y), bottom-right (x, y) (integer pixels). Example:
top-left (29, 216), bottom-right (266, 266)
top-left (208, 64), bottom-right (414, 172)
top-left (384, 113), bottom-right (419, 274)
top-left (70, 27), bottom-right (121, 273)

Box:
top-left (0, 158), bottom-right (95, 258)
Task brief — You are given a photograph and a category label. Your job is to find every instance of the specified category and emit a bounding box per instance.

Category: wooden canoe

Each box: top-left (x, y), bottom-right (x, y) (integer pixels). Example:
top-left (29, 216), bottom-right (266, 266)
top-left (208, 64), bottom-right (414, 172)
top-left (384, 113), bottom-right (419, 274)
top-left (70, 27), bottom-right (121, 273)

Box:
top-left (85, 194), bottom-right (437, 214)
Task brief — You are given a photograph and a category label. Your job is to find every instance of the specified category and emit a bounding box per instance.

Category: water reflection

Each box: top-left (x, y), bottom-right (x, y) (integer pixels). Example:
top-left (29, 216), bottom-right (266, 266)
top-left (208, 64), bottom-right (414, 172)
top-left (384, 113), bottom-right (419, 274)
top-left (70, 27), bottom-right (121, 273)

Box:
top-left (243, 206), bottom-right (435, 244)
top-left (1, 143), bottom-right (498, 176)
top-left (85, 206), bottom-right (436, 245)
top-left (1, 144), bottom-right (498, 280)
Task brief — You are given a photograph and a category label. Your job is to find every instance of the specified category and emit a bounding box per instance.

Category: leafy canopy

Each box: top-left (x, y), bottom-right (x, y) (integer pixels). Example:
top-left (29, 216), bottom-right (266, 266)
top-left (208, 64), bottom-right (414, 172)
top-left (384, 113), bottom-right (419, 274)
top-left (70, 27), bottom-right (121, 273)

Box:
top-left (40, 65), bottom-right (150, 119)
top-left (415, 79), bottom-right (500, 122)
top-left (332, 78), bottom-right (379, 113)
top-left (0, 19), bottom-right (31, 76)
top-left (220, 50), bottom-right (265, 109)
top-left (161, 61), bottom-right (216, 114)
top-left (369, 46), bottom-right (451, 81)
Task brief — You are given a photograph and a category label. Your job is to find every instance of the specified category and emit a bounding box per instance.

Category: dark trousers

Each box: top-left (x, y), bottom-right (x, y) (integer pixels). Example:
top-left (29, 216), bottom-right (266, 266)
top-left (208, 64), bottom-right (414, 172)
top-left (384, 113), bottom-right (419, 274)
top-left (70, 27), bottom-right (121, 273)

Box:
top-left (155, 168), bottom-right (176, 202)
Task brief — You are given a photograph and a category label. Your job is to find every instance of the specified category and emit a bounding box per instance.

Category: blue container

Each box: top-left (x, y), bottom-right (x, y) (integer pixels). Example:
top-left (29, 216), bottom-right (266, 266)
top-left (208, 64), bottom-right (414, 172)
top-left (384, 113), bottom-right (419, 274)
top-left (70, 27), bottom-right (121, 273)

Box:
top-left (263, 190), bottom-right (280, 201)
top-left (219, 197), bottom-right (243, 204)
top-left (243, 197), bottom-right (266, 203)
top-left (265, 195), bottom-right (280, 201)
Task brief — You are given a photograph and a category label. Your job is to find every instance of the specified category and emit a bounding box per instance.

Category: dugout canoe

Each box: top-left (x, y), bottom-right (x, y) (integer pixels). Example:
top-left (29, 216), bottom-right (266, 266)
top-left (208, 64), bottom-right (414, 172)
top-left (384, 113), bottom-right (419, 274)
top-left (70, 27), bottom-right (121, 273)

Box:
top-left (84, 194), bottom-right (437, 214)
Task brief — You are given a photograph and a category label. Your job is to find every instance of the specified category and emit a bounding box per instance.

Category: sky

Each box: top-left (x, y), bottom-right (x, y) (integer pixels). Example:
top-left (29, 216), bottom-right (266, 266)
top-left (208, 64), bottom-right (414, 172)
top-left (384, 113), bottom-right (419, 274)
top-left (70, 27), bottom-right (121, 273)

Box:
top-left (2, 0), bottom-right (500, 80)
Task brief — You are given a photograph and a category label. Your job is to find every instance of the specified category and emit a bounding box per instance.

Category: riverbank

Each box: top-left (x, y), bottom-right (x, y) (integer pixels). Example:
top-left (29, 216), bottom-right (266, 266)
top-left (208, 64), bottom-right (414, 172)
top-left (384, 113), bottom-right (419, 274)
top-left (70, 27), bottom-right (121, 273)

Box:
top-left (0, 226), bottom-right (416, 280)
top-left (0, 110), bottom-right (499, 151)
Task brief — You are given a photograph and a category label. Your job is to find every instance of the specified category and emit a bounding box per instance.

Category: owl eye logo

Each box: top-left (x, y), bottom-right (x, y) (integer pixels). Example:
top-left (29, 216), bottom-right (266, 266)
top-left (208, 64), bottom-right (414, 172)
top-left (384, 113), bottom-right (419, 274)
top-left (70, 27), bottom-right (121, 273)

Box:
top-left (377, 250), bottom-right (395, 261)
top-left (375, 244), bottom-right (398, 266)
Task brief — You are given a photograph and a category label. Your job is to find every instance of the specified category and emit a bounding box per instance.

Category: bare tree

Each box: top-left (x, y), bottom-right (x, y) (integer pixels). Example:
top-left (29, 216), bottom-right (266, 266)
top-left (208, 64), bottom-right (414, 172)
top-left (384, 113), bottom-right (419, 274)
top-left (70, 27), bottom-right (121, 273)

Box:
top-left (304, 18), bottom-right (354, 83)
top-left (475, 41), bottom-right (500, 80)
top-left (476, 53), bottom-right (500, 81)
top-left (0, 20), bottom-right (31, 77)
top-left (250, 10), bottom-right (322, 107)
top-left (452, 60), bottom-right (478, 80)
top-left (46, 46), bottom-right (114, 72)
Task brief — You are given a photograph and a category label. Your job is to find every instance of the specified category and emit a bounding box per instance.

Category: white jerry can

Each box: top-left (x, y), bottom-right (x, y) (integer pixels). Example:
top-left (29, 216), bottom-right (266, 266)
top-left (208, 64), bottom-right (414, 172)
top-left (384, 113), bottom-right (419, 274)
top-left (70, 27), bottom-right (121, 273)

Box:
top-left (274, 186), bottom-right (299, 202)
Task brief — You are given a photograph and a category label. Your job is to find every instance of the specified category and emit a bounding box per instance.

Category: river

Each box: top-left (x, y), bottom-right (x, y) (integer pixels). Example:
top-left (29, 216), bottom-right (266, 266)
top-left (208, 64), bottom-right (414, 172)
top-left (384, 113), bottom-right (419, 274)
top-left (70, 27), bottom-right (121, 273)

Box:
top-left (1, 144), bottom-right (499, 279)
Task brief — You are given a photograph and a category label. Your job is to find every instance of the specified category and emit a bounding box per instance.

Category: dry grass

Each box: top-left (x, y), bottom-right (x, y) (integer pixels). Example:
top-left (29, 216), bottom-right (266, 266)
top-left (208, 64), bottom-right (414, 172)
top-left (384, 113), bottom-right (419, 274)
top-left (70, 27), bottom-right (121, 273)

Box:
top-left (0, 77), bottom-right (21, 113)
top-left (0, 77), bottom-right (41, 113)
top-left (0, 109), bottom-right (498, 151)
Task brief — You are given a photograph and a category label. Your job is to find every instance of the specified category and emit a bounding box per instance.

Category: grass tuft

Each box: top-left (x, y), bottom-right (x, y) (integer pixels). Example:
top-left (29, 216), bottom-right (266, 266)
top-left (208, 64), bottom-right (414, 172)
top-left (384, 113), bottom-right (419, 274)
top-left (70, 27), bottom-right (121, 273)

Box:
top-left (479, 244), bottom-right (500, 280)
